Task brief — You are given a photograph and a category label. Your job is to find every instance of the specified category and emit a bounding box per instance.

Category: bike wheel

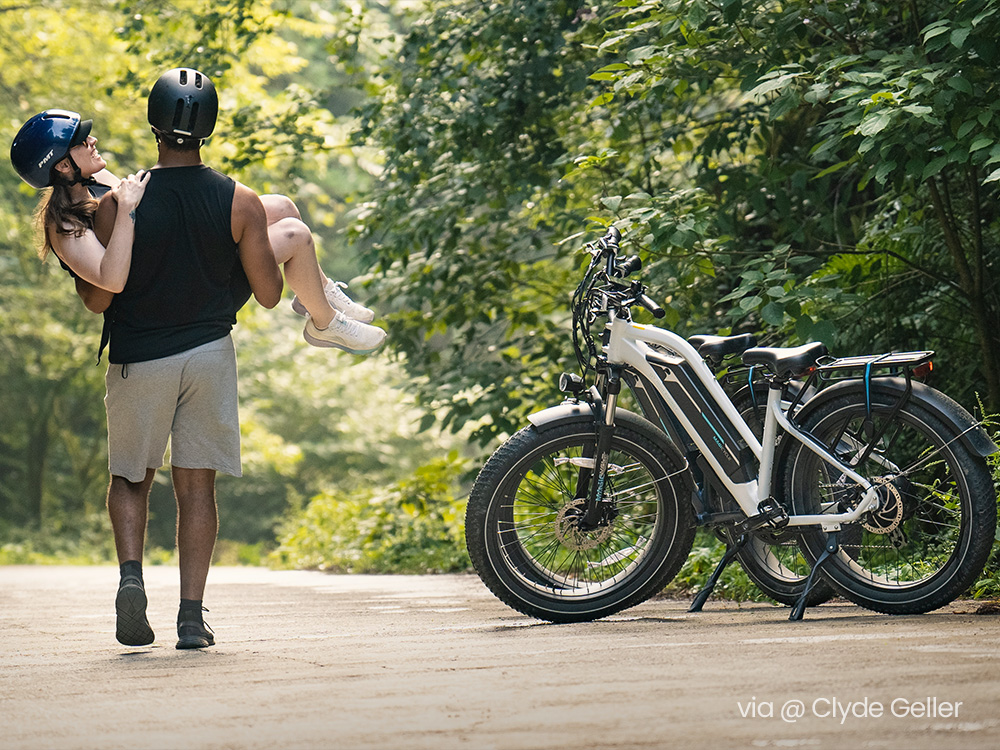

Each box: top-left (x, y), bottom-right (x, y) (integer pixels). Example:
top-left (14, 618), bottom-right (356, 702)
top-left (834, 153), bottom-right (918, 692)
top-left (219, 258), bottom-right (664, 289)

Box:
top-left (730, 382), bottom-right (836, 607)
top-left (783, 386), bottom-right (996, 614)
top-left (466, 411), bottom-right (696, 622)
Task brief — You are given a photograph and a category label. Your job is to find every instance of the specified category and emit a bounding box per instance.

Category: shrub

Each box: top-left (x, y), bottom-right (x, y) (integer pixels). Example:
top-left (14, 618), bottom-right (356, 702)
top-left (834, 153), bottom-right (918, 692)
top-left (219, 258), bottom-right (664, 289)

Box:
top-left (269, 453), bottom-right (470, 574)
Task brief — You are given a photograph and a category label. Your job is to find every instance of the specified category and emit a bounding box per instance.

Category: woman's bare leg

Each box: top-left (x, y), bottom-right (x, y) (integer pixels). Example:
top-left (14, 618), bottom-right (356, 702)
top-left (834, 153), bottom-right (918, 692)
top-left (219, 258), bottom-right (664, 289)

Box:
top-left (260, 194), bottom-right (335, 329)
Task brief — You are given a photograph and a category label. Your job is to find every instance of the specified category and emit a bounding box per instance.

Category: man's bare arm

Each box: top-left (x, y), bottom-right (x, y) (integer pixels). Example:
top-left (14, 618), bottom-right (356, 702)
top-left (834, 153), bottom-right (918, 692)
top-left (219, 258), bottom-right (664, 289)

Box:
top-left (231, 183), bottom-right (282, 308)
top-left (75, 277), bottom-right (114, 313)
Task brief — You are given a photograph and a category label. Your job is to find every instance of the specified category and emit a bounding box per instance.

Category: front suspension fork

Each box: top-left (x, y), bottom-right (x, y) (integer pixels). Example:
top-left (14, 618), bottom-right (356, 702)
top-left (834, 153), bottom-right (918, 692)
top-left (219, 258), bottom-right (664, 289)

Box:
top-left (582, 368), bottom-right (621, 528)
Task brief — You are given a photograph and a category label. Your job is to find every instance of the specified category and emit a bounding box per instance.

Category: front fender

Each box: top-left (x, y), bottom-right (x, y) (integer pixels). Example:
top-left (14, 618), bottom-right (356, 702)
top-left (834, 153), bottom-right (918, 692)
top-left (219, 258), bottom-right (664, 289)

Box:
top-left (527, 403), bottom-right (675, 450)
top-left (527, 401), bottom-right (597, 432)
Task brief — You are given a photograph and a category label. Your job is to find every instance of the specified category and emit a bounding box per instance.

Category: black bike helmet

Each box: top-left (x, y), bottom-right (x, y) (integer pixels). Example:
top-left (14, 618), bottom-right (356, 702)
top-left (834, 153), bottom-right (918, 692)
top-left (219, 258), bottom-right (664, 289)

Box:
top-left (147, 67), bottom-right (218, 144)
top-left (10, 109), bottom-right (93, 189)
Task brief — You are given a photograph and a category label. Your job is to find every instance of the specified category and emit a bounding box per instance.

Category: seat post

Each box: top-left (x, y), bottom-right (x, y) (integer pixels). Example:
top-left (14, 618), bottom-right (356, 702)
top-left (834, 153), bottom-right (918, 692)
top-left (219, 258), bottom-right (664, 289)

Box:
top-left (756, 381), bottom-right (785, 500)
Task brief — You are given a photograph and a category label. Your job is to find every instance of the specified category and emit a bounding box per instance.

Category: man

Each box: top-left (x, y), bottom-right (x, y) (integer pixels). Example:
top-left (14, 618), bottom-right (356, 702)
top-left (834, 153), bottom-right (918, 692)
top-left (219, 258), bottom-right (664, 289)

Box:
top-left (90, 67), bottom-right (283, 649)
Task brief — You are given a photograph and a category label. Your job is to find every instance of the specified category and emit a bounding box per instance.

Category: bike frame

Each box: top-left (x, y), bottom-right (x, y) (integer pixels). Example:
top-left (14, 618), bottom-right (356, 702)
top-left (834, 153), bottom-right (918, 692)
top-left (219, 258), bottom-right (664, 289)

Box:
top-left (602, 311), bottom-right (879, 531)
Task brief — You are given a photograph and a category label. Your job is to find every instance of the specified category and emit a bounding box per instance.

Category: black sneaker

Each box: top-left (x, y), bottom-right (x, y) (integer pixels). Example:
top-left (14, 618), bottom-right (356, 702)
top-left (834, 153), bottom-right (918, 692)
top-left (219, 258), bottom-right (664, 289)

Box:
top-left (115, 575), bottom-right (155, 646)
top-left (176, 615), bottom-right (215, 650)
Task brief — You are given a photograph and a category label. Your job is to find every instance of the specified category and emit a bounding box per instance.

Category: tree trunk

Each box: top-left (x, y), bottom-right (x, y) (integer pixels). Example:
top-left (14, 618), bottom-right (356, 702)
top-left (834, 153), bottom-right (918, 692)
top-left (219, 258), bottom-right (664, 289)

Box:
top-left (926, 177), bottom-right (1000, 411)
top-left (25, 389), bottom-right (55, 529)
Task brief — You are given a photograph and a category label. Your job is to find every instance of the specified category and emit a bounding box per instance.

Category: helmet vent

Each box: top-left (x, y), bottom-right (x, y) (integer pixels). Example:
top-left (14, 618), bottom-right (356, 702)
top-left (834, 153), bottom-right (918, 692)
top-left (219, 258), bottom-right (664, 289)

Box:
top-left (189, 102), bottom-right (200, 131)
top-left (179, 69), bottom-right (188, 86)
top-left (194, 72), bottom-right (203, 89)
top-left (172, 99), bottom-right (185, 131)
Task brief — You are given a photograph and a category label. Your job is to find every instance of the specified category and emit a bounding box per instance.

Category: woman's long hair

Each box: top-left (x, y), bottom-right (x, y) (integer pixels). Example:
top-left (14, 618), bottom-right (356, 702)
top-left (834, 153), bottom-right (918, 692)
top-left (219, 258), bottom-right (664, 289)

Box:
top-left (33, 182), bottom-right (97, 261)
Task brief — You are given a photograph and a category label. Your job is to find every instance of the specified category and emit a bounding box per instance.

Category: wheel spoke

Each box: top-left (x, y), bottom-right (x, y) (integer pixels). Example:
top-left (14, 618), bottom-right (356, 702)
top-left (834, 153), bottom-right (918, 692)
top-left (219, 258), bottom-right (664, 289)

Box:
top-left (787, 390), bottom-right (991, 608)
top-left (494, 439), bottom-right (681, 595)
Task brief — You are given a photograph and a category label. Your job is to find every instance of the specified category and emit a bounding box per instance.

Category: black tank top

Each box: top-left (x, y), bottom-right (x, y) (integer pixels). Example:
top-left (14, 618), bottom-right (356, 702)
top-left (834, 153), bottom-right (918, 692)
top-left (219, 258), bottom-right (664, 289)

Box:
top-left (104, 165), bottom-right (249, 364)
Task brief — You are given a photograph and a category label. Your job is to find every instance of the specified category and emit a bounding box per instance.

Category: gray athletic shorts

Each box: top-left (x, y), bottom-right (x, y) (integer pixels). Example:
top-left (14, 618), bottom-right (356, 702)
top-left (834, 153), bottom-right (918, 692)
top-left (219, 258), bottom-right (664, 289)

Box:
top-left (105, 335), bottom-right (241, 483)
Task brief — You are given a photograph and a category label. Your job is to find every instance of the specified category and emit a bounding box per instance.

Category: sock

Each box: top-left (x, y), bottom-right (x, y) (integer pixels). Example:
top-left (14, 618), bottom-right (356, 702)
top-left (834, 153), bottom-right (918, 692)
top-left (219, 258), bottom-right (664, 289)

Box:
top-left (178, 598), bottom-right (204, 624)
top-left (120, 560), bottom-right (143, 582)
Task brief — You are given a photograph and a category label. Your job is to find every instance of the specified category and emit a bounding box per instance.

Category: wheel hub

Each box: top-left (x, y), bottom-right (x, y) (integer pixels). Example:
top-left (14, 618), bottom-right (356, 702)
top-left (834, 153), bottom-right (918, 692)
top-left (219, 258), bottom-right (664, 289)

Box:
top-left (861, 477), bottom-right (904, 534)
top-left (554, 499), bottom-right (615, 551)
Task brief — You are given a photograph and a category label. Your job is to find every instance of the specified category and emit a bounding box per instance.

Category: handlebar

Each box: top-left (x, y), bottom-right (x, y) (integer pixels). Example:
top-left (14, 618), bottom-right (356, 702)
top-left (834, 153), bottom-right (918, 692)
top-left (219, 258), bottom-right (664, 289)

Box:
top-left (573, 225), bottom-right (664, 371)
top-left (592, 227), bottom-right (642, 279)
top-left (636, 287), bottom-right (665, 318)
top-left (599, 226), bottom-right (621, 250)
top-left (613, 255), bottom-right (642, 278)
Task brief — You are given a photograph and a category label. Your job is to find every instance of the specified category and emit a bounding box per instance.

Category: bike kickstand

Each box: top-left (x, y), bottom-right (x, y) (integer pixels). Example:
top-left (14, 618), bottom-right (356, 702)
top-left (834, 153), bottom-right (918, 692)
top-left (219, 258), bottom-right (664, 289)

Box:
top-left (789, 530), bottom-right (840, 622)
top-left (689, 534), bottom-right (748, 613)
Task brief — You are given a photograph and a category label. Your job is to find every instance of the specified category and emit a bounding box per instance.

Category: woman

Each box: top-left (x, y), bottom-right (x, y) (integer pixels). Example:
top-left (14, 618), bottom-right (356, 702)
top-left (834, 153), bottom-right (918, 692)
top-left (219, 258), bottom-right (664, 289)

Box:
top-left (10, 110), bottom-right (148, 293)
top-left (10, 109), bottom-right (380, 348)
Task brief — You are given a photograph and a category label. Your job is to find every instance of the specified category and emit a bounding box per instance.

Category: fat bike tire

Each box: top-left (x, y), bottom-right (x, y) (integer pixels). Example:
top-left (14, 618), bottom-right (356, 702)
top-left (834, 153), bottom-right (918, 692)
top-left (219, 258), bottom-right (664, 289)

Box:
top-left (783, 387), bottom-right (996, 614)
top-left (465, 411), bottom-right (696, 623)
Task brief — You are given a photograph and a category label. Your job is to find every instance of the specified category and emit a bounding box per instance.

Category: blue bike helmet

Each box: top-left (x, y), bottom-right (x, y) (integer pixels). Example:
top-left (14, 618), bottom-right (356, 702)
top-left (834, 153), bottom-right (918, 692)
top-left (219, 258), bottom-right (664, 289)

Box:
top-left (147, 67), bottom-right (218, 145)
top-left (10, 109), bottom-right (92, 189)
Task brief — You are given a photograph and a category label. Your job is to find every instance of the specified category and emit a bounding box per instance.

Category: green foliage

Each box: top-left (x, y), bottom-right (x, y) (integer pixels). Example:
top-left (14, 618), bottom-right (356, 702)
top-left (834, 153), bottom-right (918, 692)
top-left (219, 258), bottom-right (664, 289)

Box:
top-left (352, 0), bottom-right (1000, 448)
top-left (971, 439), bottom-right (1000, 600)
top-left (350, 0), bottom-right (613, 445)
top-left (200, 307), bottom-right (471, 551)
top-left (0, 0), bottom-right (465, 567)
top-left (5, 0), bottom-right (1000, 596)
top-left (589, 0), bottom-right (1000, 403)
top-left (0, 509), bottom-right (116, 564)
top-left (270, 453), bottom-right (470, 573)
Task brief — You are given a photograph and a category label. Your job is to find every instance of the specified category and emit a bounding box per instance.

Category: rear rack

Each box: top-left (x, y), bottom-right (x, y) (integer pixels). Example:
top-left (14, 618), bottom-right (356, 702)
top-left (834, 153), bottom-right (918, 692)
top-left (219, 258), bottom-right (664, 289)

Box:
top-left (817, 350), bottom-right (933, 376)
top-left (782, 350), bottom-right (934, 417)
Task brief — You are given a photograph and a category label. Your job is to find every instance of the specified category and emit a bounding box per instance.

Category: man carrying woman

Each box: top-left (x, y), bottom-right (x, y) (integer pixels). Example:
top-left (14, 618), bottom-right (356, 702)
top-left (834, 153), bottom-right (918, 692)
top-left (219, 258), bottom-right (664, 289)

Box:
top-left (10, 67), bottom-right (383, 648)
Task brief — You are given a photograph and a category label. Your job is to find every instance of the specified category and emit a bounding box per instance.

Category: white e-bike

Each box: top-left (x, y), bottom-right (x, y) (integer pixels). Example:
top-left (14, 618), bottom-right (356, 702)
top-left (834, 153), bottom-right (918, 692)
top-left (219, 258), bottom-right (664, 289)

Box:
top-left (466, 227), bottom-right (997, 622)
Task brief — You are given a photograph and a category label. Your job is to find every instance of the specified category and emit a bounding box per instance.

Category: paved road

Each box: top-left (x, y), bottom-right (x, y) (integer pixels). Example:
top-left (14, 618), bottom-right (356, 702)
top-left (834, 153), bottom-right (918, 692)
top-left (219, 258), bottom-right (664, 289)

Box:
top-left (2, 565), bottom-right (999, 750)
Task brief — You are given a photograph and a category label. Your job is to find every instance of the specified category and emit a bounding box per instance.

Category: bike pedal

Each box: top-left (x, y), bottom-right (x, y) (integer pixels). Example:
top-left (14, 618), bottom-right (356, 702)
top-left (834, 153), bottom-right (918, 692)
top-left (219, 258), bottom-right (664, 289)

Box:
top-left (738, 499), bottom-right (790, 534)
top-left (757, 498), bottom-right (790, 529)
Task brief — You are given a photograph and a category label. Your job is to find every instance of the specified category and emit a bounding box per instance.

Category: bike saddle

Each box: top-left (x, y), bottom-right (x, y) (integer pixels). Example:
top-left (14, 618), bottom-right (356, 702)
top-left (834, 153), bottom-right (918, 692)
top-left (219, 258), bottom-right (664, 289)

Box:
top-left (741, 342), bottom-right (828, 379)
top-left (688, 333), bottom-right (758, 363)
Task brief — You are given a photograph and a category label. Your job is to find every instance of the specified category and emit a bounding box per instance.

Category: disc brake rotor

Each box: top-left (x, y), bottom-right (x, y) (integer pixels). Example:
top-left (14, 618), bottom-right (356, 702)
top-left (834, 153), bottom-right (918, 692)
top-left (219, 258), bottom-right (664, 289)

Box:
top-left (554, 499), bottom-right (614, 551)
top-left (862, 476), bottom-right (904, 534)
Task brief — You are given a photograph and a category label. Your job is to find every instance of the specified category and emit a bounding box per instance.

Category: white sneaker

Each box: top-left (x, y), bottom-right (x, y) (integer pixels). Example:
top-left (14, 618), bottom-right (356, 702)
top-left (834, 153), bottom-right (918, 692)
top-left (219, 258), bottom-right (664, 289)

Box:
top-left (292, 280), bottom-right (375, 323)
top-left (303, 312), bottom-right (386, 355)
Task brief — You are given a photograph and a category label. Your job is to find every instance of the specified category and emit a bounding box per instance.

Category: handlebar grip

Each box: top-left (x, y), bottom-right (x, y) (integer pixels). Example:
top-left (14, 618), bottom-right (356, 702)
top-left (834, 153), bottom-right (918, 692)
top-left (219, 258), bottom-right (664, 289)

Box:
top-left (639, 292), bottom-right (665, 318)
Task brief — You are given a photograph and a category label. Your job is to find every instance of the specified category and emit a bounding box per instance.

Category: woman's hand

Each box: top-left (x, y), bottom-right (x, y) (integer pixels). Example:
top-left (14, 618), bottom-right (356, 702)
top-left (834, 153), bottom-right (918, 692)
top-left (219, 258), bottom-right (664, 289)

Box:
top-left (112, 170), bottom-right (151, 213)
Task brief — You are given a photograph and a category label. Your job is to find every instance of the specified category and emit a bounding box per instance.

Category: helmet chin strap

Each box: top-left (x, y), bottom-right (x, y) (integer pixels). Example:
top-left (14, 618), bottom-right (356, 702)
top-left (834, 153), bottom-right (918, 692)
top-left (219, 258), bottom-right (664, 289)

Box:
top-left (54, 154), bottom-right (97, 187)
